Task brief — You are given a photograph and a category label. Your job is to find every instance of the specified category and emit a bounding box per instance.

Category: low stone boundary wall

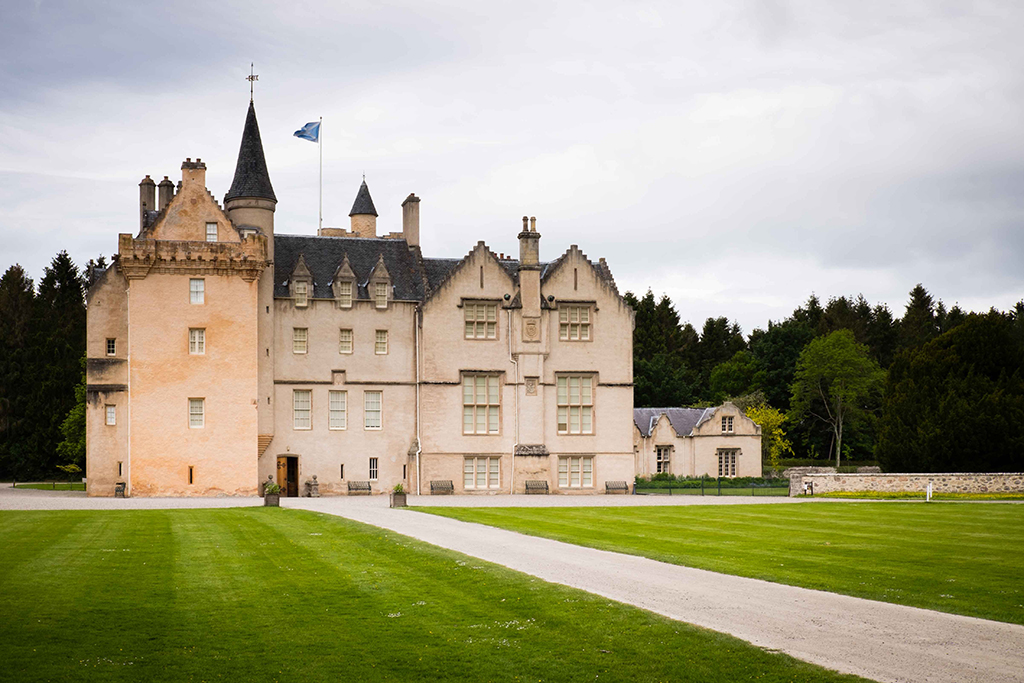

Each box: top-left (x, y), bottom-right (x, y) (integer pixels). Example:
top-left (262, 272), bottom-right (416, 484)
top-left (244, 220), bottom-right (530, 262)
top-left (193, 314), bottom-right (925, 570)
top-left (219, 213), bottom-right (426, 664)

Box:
top-left (793, 472), bottom-right (1024, 497)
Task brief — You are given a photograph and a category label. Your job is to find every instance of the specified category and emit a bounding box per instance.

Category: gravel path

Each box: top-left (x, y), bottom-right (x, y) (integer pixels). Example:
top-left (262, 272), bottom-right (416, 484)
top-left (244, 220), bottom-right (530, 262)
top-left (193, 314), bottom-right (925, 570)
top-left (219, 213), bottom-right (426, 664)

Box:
top-left (289, 496), bottom-right (1024, 683)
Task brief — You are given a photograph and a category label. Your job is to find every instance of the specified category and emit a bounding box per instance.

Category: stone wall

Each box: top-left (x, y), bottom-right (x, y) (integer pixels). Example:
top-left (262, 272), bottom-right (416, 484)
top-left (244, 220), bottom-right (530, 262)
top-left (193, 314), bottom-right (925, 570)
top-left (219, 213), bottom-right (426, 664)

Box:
top-left (794, 472), bottom-right (1024, 496)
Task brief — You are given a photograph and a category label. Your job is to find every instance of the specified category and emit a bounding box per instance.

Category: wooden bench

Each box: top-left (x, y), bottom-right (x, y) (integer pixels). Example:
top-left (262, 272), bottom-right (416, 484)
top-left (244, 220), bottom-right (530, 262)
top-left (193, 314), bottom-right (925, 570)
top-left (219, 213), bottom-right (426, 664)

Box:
top-left (430, 480), bottom-right (454, 495)
top-left (347, 481), bottom-right (372, 495)
top-left (114, 482), bottom-right (126, 498)
top-left (605, 480), bottom-right (629, 495)
top-left (525, 480), bottom-right (549, 494)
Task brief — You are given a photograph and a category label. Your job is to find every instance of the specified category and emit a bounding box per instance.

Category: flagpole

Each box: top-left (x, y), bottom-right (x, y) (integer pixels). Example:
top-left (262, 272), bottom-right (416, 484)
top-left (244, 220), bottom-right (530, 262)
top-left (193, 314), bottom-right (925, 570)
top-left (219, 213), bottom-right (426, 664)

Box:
top-left (318, 117), bottom-right (323, 234)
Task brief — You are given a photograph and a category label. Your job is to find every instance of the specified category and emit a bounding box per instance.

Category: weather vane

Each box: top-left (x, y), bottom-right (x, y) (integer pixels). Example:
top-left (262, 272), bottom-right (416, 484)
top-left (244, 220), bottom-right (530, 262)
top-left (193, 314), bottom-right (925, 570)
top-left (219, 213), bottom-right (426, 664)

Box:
top-left (247, 63), bottom-right (258, 101)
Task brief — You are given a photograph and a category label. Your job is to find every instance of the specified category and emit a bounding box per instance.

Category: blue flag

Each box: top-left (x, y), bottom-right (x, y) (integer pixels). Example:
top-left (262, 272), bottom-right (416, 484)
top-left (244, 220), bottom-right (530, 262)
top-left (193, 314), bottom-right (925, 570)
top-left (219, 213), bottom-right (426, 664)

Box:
top-left (294, 121), bottom-right (320, 142)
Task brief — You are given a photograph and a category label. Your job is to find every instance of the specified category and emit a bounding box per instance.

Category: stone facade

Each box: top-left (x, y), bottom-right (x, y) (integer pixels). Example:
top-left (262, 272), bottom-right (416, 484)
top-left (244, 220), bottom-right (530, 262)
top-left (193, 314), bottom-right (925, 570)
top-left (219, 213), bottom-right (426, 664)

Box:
top-left (795, 472), bottom-right (1024, 496)
top-left (85, 100), bottom-right (635, 497)
top-left (633, 404), bottom-right (763, 478)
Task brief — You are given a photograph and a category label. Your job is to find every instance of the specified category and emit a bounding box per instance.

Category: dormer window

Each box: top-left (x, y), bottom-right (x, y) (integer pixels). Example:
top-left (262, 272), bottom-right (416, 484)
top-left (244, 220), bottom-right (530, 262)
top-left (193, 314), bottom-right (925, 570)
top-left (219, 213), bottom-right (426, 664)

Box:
top-left (293, 281), bottom-right (309, 307)
top-left (337, 281), bottom-right (353, 308)
top-left (374, 282), bottom-right (388, 309)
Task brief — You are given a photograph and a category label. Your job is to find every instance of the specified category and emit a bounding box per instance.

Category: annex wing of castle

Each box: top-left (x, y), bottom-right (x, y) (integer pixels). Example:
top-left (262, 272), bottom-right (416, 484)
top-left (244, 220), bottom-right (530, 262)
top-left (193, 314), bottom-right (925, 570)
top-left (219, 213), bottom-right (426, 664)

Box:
top-left (85, 100), bottom-right (640, 497)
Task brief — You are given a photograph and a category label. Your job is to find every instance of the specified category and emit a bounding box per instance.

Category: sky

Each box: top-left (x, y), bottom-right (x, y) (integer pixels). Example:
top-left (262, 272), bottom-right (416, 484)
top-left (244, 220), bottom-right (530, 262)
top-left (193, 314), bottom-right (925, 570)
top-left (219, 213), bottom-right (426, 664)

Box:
top-left (1, 0), bottom-right (1022, 335)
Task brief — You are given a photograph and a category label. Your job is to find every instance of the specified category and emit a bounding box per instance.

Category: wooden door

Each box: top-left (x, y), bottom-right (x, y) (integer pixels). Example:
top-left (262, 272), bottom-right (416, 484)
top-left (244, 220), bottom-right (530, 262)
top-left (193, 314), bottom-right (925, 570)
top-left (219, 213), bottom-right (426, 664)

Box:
top-left (277, 457), bottom-right (288, 495)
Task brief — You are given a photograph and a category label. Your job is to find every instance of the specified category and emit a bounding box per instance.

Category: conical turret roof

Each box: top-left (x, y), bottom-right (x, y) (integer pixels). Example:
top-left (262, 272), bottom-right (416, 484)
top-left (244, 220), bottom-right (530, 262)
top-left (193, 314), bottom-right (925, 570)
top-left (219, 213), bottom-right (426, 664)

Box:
top-left (225, 101), bottom-right (277, 202)
top-left (349, 179), bottom-right (378, 216)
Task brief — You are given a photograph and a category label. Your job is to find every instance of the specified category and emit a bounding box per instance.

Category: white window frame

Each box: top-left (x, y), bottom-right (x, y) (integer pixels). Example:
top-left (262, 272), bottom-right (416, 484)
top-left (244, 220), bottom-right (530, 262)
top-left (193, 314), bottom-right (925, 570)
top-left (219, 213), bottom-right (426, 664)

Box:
top-left (106, 338), bottom-right (116, 356)
top-left (105, 405), bottom-right (116, 426)
top-left (205, 222), bottom-right (217, 242)
top-left (722, 416), bottom-right (734, 433)
top-left (374, 281), bottom-right (388, 308)
top-left (559, 305), bottom-right (591, 341)
top-left (190, 278), bottom-right (205, 305)
top-left (329, 390), bottom-right (347, 430)
top-left (364, 391), bottom-right (382, 430)
top-left (293, 327), bottom-right (308, 354)
top-left (189, 328), bottom-right (205, 355)
top-left (293, 389), bottom-right (312, 430)
top-left (189, 398), bottom-right (205, 428)
top-left (718, 449), bottom-right (738, 477)
top-left (337, 281), bottom-right (353, 308)
top-left (294, 280), bottom-right (309, 307)
top-left (375, 329), bottom-right (389, 355)
top-left (463, 456), bottom-right (500, 490)
top-left (462, 374), bottom-right (500, 435)
top-left (339, 328), bottom-right (353, 354)
top-left (656, 445), bottom-right (672, 474)
top-left (557, 375), bottom-right (594, 435)
top-left (558, 456), bottom-right (593, 488)
top-left (464, 303), bottom-right (497, 339)
top-left (369, 457), bottom-right (379, 481)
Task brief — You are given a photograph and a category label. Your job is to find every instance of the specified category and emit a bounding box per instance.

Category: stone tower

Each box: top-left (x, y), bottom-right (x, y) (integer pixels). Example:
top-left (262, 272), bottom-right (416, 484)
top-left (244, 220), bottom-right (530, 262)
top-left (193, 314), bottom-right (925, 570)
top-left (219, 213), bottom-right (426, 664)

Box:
top-left (224, 100), bottom-right (278, 458)
top-left (349, 179), bottom-right (378, 238)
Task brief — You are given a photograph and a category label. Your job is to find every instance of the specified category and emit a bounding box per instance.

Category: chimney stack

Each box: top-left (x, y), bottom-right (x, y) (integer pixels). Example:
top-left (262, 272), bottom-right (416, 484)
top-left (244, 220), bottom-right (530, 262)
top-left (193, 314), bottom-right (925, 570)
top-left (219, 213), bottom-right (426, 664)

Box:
top-left (139, 175), bottom-right (156, 230)
top-left (518, 215), bottom-right (542, 319)
top-left (518, 215), bottom-right (540, 267)
top-left (158, 176), bottom-right (174, 211)
top-left (402, 193), bottom-right (420, 247)
top-left (180, 157), bottom-right (207, 189)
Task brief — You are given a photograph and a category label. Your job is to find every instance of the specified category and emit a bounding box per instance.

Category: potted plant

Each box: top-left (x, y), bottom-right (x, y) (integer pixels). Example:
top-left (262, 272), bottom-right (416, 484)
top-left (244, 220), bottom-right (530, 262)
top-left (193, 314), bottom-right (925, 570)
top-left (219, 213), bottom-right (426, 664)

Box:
top-left (264, 480), bottom-right (282, 507)
top-left (390, 482), bottom-right (407, 508)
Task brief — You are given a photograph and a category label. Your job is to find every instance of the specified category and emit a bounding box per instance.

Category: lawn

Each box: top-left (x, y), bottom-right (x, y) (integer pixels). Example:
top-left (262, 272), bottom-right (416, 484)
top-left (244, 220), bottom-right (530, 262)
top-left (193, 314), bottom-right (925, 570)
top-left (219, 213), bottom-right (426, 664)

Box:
top-left (421, 503), bottom-right (1024, 625)
top-left (0, 509), bottom-right (868, 683)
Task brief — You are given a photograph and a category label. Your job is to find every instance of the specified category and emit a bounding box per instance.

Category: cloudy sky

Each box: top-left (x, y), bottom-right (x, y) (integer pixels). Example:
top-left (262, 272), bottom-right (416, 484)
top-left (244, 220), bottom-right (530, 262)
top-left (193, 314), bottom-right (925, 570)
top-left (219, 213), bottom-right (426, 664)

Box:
top-left (2, 0), bottom-right (1022, 334)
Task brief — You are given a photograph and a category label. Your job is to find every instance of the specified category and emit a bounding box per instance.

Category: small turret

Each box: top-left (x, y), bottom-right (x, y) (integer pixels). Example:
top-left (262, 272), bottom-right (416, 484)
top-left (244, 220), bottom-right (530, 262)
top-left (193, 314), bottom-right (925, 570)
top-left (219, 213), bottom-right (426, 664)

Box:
top-left (157, 176), bottom-right (175, 211)
top-left (224, 101), bottom-right (276, 257)
top-left (349, 179), bottom-right (378, 238)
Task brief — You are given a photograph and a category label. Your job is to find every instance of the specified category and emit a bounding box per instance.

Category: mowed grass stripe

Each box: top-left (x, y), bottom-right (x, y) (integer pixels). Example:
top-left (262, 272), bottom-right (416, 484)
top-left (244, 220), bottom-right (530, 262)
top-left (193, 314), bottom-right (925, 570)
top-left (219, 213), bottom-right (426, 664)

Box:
top-left (420, 503), bottom-right (1024, 625)
top-left (0, 509), bottom-right (869, 683)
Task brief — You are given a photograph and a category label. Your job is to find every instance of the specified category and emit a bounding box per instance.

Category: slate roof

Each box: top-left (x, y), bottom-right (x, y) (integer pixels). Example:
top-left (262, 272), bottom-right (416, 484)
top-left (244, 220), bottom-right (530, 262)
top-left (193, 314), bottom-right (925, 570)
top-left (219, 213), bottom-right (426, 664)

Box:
top-left (633, 407), bottom-right (715, 438)
top-left (274, 235), bottom-right (425, 301)
top-left (225, 101), bottom-right (277, 202)
top-left (349, 180), bottom-right (378, 216)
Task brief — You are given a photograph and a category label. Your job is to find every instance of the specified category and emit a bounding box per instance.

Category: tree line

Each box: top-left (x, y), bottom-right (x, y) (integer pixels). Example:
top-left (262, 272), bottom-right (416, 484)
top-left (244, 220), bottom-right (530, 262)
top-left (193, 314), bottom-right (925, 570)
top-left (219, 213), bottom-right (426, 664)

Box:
top-left (625, 287), bottom-right (1024, 473)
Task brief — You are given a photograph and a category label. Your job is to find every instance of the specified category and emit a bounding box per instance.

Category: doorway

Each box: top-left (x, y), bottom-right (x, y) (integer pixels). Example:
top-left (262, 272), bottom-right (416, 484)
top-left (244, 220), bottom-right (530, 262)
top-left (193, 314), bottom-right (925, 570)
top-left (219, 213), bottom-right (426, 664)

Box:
top-left (276, 456), bottom-right (299, 497)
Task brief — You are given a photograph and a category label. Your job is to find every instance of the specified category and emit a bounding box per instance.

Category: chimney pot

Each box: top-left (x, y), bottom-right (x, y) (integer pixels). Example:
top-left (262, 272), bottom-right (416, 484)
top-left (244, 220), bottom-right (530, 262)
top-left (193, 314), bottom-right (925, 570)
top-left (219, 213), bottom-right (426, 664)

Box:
top-left (530, 216), bottom-right (536, 232)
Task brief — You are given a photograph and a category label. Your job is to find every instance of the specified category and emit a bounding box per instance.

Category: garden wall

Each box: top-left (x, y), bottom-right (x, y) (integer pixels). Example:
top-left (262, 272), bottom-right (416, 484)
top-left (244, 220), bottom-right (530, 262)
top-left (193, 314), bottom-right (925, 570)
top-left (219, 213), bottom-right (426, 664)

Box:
top-left (794, 472), bottom-right (1024, 497)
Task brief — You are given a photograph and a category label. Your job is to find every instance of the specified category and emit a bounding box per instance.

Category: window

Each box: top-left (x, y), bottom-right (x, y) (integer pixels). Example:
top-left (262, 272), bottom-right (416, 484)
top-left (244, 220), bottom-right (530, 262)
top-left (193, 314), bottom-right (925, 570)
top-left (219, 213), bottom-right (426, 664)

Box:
top-left (340, 464), bottom-right (345, 479)
top-left (206, 222), bottom-right (217, 242)
top-left (722, 416), bottom-right (734, 433)
top-left (339, 329), bottom-right (353, 354)
top-left (105, 405), bottom-right (116, 426)
top-left (463, 456), bottom-right (500, 489)
top-left (117, 461), bottom-right (122, 477)
top-left (189, 328), bottom-right (205, 355)
top-left (188, 465), bottom-right (194, 484)
top-left (718, 449), bottom-right (738, 477)
top-left (464, 303), bottom-right (497, 339)
top-left (337, 281), bottom-right (353, 308)
top-left (293, 390), bottom-right (311, 430)
top-left (463, 375), bottom-right (500, 434)
top-left (374, 282), bottom-right (388, 308)
top-left (375, 330), bottom-right (389, 355)
top-left (190, 278), bottom-right (205, 304)
top-left (559, 306), bottom-right (591, 341)
top-left (656, 446), bottom-right (672, 474)
top-left (294, 280), bottom-right (308, 307)
top-left (364, 391), bottom-right (382, 430)
top-left (558, 456), bottom-right (593, 488)
top-left (557, 375), bottom-right (593, 434)
top-left (329, 390), bottom-right (347, 430)
top-left (106, 338), bottom-right (116, 356)
top-left (293, 328), bottom-right (308, 354)
top-left (189, 398), bottom-right (204, 428)
top-left (369, 457), bottom-right (378, 481)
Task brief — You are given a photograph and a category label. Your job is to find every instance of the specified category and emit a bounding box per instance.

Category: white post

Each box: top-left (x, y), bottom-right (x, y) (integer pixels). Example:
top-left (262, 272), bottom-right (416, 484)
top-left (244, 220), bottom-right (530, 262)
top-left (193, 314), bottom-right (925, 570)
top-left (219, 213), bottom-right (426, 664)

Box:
top-left (926, 482), bottom-right (933, 502)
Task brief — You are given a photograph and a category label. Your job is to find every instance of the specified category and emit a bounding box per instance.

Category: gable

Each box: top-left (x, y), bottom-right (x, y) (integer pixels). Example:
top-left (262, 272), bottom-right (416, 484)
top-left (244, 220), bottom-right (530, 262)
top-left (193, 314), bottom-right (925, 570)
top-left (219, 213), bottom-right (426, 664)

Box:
top-left (421, 241), bottom-right (517, 311)
top-left (146, 179), bottom-right (239, 243)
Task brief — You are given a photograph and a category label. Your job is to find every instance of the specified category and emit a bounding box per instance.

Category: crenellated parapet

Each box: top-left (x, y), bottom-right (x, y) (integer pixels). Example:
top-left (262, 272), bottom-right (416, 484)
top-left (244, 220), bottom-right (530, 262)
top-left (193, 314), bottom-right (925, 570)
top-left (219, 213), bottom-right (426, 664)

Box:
top-left (118, 233), bottom-right (268, 282)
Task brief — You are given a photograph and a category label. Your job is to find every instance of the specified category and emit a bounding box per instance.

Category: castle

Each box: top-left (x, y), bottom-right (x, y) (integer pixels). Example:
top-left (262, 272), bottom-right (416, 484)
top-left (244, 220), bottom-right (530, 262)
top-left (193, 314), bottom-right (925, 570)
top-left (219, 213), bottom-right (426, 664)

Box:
top-left (85, 99), bottom-right (638, 496)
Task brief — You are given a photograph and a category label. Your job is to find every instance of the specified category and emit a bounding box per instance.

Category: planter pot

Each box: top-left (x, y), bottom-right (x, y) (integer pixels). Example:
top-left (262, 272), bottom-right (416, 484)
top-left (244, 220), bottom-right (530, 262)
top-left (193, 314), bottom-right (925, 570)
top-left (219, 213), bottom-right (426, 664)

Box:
top-left (264, 493), bottom-right (280, 507)
top-left (390, 492), bottom-right (407, 508)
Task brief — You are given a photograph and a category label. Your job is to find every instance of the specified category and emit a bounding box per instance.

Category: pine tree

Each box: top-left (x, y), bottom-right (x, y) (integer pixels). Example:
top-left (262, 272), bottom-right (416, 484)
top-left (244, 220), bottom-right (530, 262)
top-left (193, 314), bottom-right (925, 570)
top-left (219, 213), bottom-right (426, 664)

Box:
top-left (0, 265), bottom-right (39, 479)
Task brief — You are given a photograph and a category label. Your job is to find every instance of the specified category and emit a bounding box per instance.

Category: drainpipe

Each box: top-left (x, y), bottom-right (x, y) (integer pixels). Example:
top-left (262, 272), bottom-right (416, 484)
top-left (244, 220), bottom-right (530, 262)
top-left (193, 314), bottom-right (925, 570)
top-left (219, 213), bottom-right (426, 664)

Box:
top-left (125, 281), bottom-right (132, 497)
top-left (414, 304), bottom-right (422, 495)
top-left (508, 308), bottom-right (519, 495)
